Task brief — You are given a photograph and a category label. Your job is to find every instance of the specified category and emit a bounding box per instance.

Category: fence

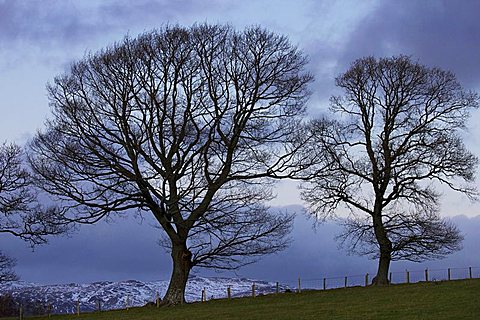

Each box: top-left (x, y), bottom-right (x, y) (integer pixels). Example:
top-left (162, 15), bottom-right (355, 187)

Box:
top-left (200, 266), bottom-right (480, 300)
top-left (6, 266), bottom-right (480, 318)
top-left (274, 266), bottom-right (480, 294)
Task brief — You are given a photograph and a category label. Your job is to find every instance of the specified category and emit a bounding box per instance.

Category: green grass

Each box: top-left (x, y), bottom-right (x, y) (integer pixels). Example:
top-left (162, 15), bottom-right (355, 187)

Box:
top-left (9, 279), bottom-right (480, 320)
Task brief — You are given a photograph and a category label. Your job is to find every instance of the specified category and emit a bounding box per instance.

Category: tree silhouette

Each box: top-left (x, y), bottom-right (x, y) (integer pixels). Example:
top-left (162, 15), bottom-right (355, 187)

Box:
top-left (0, 251), bottom-right (17, 283)
top-left (29, 25), bottom-right (312, 304)
top-left (300, 56), bottom-right (477, 285)
top-left (0, 142), bottom-right (66, 282)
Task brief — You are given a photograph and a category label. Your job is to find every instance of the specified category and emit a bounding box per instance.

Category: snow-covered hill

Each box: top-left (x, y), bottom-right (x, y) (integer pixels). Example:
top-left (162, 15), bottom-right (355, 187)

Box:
top-left (0, 276), bottom-right (279, 314)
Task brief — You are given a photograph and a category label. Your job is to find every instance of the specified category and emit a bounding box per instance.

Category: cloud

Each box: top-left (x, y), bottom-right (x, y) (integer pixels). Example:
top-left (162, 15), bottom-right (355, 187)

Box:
top-left (0, 0), bottom-right (238, 50)
top-left (338, 0), bottom-right (480, 88)
top-left (0, 0), bottom-right (241, 73)
top-left (0, 213), bottom-right (171, 284)
top-left (2, 205), bottom-right (479, 285)
top-left (0, 1), bottom-right (105, 48)
top-left (1, 2), bottom-right (479, 285)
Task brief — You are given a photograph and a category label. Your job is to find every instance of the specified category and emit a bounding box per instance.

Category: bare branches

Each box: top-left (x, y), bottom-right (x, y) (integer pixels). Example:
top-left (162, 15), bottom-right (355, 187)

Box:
top-left (162, 201), bottom-right (294, 270)
top-left (0, 142), bottom-right (67, 285)
top-left (0, 142), bottom-right (67, 245)
top-left (337, 208), bottom-right (463, 262)
top-left (0, 251), bottom-right (17, 283)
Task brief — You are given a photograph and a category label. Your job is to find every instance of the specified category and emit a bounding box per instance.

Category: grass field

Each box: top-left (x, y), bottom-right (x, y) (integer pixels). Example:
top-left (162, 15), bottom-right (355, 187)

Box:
top-left (9, 279), bottom-right (480, 320)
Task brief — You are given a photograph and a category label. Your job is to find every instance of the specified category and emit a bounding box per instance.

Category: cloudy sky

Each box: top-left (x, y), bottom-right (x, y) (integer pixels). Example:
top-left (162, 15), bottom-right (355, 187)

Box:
top-left (1, 0), bottom-right (480, 285)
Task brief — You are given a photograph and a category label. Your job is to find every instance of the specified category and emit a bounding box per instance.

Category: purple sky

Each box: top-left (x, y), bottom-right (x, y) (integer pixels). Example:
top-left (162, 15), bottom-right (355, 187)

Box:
top-left (1, 0), bottom-right (480, 284)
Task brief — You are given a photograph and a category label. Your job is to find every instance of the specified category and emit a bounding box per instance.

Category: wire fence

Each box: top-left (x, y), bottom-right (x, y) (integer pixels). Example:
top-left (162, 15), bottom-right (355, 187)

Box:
top-left (275, 266), bottom-right (480, 293)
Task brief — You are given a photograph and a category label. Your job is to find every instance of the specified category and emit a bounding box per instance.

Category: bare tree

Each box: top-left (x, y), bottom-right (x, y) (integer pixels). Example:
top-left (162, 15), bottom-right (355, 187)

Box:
top-left (0, 142), bottom-right (65, 243)
top-left (0, 251), bottom-right (18, 283)
top-left (29, 25), bottom-right (312, 304)
top-left (0, 142), bottom-right (66, 282)
top-left (300, 56), bottom-right (478, 285)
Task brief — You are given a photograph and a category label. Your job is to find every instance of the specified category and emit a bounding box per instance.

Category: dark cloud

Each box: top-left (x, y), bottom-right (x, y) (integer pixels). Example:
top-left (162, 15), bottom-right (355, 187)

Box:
top-left (0, 0), bottom-right (236, 51)
top-left (2, 205), bottom-right (479, 285)
top-left (238, 211), bottom-right (480, 284)
top-left (339, 0), bottom-right (480, 88)
top-left (1, 214), bottom-right (171, 284)
top-left (0, 1), bottom-right (107, 48)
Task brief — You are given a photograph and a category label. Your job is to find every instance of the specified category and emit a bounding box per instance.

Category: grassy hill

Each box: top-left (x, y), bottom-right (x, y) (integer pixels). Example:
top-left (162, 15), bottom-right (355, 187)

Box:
top-left (8, 279), bottom-right (480, 320)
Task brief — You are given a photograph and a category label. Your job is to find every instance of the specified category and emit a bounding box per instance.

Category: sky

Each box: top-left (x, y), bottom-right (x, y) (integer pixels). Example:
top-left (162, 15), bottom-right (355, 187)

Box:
top-left (1, 0), bottom-right (480, 284)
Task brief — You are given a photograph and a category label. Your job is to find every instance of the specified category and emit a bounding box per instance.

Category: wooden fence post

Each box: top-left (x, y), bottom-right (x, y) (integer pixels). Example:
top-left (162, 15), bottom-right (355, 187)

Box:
top-left (125, 296), bottom-right (130, 310)
top-left (276, 282), bottom-right (279, 294)
top-left (76, 299), bottom-right (80, 315)
top-left (19, 305), bottom-right (23, 320)
top-left (469, 267), bottom-right (473, 279)
top-left (389, 272), bottom-right (392, 284)
top-left (156, 292), bottom-right (160, 307)
top-left (298, 277), bottom-right (301, 293)
top-left (365, 273), bottom-right (369, 287)
top-left (227, 286), bottom-right (231, 299)
top-left (406, 270), bottom-right (410, 284)
top-left (97, 299), bottom-right (101, 312)
top-left (448, 268), bottom-right (451, 281)
top-left (48, 303), bottom-right (52, 318)
top-left (323, 278), bottom-right (326, 290)
top-left (425, 268), bottom-right (429, 282)
top-left (252, 283), bottom-right (256, 298)
top-left (202, 288), bottom-right (206, 302)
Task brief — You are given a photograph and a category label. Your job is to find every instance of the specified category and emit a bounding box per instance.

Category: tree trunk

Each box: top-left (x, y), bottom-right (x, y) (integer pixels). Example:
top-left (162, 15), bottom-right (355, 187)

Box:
top-left (372, 211), bottom-right (392, 286)
top-left (372, 248), bottom-right (391, 285)
top-left (162, 243), bottom-right (192, 305)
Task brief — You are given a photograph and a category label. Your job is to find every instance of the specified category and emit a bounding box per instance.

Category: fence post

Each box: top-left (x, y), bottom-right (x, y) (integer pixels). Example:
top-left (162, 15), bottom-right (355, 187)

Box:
top-left (252, 283), bottom-right (256, 298)
top-left (125, 296), bottom-right (130, 310)
top-left (425, 268), bottom-right (429, 282)
top-left (365, 273), bottom-right (369, 286)
top-left (448, 268), bottom-right (451, 281)
top-left (389, 272), bottom-right (392, 284)
top-left (202, 288), bottom-right (206, 302)
top-left (19, 305), bottom-right (23, 320)
top-left (97, 299), bottom-right (101, 312)
top-left (323, 278), bottom-right (326, 290)
top-left (298, 277), bottom-right (301, 293)
top-left (469, 267), bottom-right (473, 279)
top-left (156, 292), bottom-right (160, 307)
top-left (48, 303), bottom-right (52, 318)
top-left (276, 282), bottom-right (279, 294)
top-left (227, 286), bottom-right (231, 299)
top-left (344, 276), bottom-right (348, 288)
top-left (406, 270), bottom-right (410, 284)
top-left (77, 299), bottom-right (80, 315)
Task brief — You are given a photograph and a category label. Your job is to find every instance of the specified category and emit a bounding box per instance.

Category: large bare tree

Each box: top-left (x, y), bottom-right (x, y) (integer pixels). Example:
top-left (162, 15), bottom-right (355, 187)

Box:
top-left (300, 56), bottom-right (478, 285)
top-left (29, 25), bottom-right (312, 304)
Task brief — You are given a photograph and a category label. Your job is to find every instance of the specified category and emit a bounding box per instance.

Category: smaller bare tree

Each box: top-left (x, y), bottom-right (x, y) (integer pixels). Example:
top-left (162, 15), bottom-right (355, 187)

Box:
top-left (0, 142), bottom-right (65, 244)
top-left (300, 56), bottom-right (478, 285)
top-left (0, 142), bottom-right (67, 283)
top-left (0, 251), bottom-right (18, 283)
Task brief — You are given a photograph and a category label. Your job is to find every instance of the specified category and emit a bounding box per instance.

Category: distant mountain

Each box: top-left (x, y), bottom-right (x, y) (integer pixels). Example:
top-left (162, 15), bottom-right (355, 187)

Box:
top-left (0, 276), bottom-right (279, 315)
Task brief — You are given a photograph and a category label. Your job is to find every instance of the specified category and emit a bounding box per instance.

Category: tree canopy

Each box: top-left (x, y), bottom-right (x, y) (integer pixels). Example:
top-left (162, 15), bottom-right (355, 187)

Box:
top-left (300, 55), bottom-right (478, 284)
top-left (29, 24), bottom-right (312, 304)
top-left (0, 142), bottom-right (65, 244)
